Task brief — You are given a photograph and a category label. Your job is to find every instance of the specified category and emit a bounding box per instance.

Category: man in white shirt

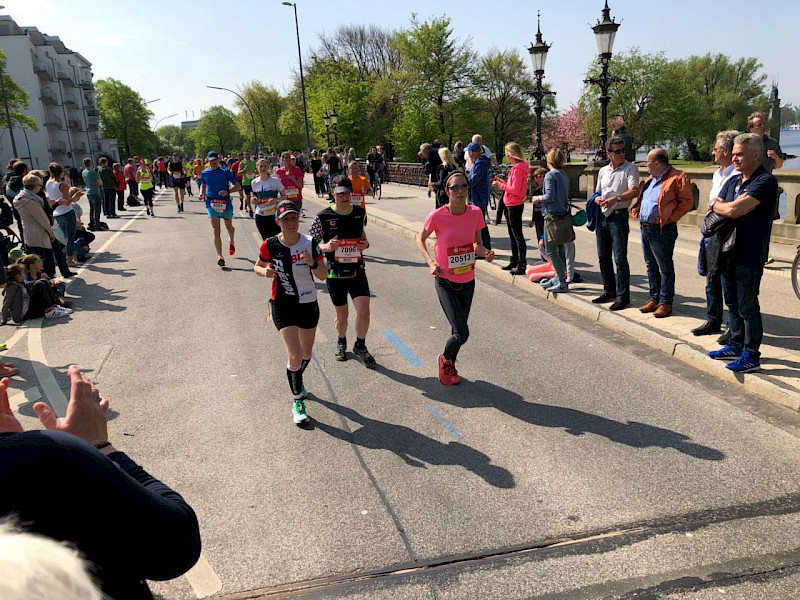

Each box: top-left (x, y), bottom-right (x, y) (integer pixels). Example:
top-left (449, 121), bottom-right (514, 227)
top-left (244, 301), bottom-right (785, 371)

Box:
top-left (693, 130), bottom-right (739, 337)
top-left (464, 134), bottom-right (496, 171)
top-left (592, 136), bottom-right (640, 310)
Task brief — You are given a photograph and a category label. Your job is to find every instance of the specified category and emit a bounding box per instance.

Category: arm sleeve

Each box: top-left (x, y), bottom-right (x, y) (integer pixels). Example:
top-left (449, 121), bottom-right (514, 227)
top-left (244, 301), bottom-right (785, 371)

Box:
top-left (309, 216), bottom-right (324, 243)
top-left (228, 171), bottom-right (239, 185)
top-left (626, 165), bottom-right (641, 189)
top-left (258, 239), bottom-right (270, 262)
top-left (423, 210), bottom-right (436, 234)
top-left (540, 171), bottom-right (554, 205)
top-left (311, 238), bottom-right (324, 261)
top-left (505, 165), bottom-right (528, 198)
top-left (673, 173), bottom-right (695, 220)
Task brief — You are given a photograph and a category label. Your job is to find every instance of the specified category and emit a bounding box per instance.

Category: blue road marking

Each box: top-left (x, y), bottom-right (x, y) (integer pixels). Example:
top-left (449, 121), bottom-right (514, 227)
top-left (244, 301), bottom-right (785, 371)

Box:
top-left (382, 330), bottom-right (424, 367)
top-left (427, 405), bottom-right (465, 441)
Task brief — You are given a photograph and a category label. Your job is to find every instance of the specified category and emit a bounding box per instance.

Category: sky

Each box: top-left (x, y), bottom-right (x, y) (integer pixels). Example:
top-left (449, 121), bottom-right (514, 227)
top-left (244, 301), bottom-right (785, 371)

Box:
top-left (5, 0), bottom-right (799, 131)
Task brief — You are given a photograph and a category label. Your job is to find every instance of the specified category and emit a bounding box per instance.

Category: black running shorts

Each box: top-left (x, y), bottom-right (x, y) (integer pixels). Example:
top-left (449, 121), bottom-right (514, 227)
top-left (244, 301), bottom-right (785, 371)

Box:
top-left (172, 177), bottom-right (185, 190)
top-left (270, 300), bottom-right (320, 330)
top-left (326, 271), bottom-right (370, 307)
top-left (243, 184), bottom-right (253, 195)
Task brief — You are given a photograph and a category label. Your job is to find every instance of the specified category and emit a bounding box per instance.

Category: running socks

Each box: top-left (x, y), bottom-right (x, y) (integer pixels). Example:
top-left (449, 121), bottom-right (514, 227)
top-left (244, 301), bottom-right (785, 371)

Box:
top-left (287, 364), bottom-right (304, 399)
top-left (301, 357), bottom-right (311, 373)
top-left (338, 337), bottom-right (347, 347)
top-left (355, 338), bottom-right (366, 350)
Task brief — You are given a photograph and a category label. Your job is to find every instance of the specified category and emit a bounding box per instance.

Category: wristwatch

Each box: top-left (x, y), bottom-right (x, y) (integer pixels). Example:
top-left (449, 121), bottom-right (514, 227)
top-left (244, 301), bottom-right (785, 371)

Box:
top-left (708, 199), bottom-right (716, 211)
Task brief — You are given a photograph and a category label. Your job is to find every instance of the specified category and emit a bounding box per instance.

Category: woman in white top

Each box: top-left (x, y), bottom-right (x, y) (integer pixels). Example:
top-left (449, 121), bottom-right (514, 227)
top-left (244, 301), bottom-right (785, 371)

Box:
top-left (45, 162), bottom-right (81, 266)
top-left (251, 158), bottom-right (287, 240)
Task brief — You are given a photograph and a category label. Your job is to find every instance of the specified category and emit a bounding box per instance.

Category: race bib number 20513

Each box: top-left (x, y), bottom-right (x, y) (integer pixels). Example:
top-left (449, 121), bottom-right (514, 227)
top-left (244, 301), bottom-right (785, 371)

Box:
top-left (447, 244), bottom-right (475, 274)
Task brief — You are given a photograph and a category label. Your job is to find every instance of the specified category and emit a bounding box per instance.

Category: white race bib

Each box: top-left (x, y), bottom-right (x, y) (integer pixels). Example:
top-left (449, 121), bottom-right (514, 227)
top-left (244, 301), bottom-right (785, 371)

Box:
top-left (258, 197), bottom-right (276, 215)
top-left (352, 194), bottom-right (363, 206)
top-left (210, 199), bottom-right (227, 213)
top-left (286, 188), bottom-right (299, 198)
top-left (447, 244), bottom-right (475, 274)
top-left (334, 239), bottom-right (362, 263)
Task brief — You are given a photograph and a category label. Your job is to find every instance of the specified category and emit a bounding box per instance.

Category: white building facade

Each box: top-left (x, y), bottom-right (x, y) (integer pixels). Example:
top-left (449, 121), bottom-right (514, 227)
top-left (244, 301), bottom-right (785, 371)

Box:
top-left (0, 15), bottom-right (118, 173)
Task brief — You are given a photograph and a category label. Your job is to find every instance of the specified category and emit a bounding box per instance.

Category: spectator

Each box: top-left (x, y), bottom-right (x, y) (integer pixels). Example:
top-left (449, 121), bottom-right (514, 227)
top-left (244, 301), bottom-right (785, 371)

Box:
top-left (693, 130), bottom-right (740, 337)
top-left (346, 147), bottom-right (356, 165)
top-left (113, 163), bottom-right (127, 213)
top-left (124, 158), bottom-right (139, 204)
top-left (453, 141), bottom-right (466, 170)
top-left (528, 167), bottom-right (547, 242)
top-left (0, 366), bottom-right (202, 599)
top-left (325, 148), bottom-right (342, 200)
top-left (613, 124), bottom-right (636, 163)
top-left (492, 142), bottom-right (531, 275)
top-left (365, 146), bottom-right (384, 189)
top-left (13, 173), bottom-right (56, 277)
top-left (463, 134), bottom-right (496, 172)
top-left (419, 143), bottom-right (442, 196)
top-left (97, 158), bottom-right (118, 220)
top-left (431, 147), bottom-right (460, 209)
top-left (46, 163), bottom-right (81, 267)
top-left (631, 148), bottom-right (694, 318)
top-left (156, 156), bottom-right (167, 188)
top-left (0, 520), bottom-right (104, 600)
top-left (592, 135), bottom-right (640, 311)
top-left (29, 170), bottom-right (75, 278)
top-left (2, 263), bottom-right (69, 322)
top-left (706, 133), bottom-right (778, 373)
top-left (466, 142), bottom-right (492, 252)
top-left (311, 150), bottom-right (325, 198)
top-left (81, 158), bottom-right (105, 232)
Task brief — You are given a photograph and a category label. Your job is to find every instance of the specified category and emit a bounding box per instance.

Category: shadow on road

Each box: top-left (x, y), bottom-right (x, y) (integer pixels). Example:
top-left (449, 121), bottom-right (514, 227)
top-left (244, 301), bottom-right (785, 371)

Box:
top-left (312, 396), bottom-right (515, 489)
top-left (376, 366), bottom-right (725, 462)
top-left (63, 280), bottom-right (128, 312)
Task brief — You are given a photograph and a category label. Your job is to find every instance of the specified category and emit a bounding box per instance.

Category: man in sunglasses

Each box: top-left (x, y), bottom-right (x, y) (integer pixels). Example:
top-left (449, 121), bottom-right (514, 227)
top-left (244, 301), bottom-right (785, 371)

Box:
top-left (592, 136), bottom-right (640, 311)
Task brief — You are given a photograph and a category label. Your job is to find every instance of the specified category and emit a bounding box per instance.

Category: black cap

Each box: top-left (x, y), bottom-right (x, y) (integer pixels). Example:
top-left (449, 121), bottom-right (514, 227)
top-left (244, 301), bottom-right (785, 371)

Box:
top-left (331, 173), bottom-right (352, 192)
top-left (276, 200), bottom-right (299, 219)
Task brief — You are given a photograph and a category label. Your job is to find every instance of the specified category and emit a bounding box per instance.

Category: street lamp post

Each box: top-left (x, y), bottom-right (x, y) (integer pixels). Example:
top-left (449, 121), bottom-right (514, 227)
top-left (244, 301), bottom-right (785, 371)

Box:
top-left (527, 12), bottom-right (556, 162)
top-left (152, 113), bottom-right (179, 155)
top-left (283, 2), bottom-right (312, 156)
top-left (322, 112), bottom-right (331, 147)
top-left (207, 85), bottom-right (258, 153)
top-left (583, 0), bottom-right (624, 162)
top-left (330, 108), bottom-right (338, 147)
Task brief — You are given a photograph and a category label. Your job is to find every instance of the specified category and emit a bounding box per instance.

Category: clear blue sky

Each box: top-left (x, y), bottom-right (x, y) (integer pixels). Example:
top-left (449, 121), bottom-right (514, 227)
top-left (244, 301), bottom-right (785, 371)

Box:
top-left (5, 1), bottom-right (798, 130)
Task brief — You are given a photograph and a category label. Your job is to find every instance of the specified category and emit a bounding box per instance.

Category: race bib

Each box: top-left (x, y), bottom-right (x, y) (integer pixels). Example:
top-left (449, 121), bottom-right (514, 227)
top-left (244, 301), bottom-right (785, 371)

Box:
top-left (246, 171), bottom-right (255, 179)
top-left (334, 239), bottom-right (362, 263)
top-left (172, 173), bottom-right (182, 179)
top-left (210, 199), bottom-right (227, 213)
top-left (258, 197), bottom-right (276, 214)
top-left (447, 244), bottom-right (475, 274)
top-left (352, 194), bottom-right (363, 206)
top-left (286, 188), bottom-right (299, 198)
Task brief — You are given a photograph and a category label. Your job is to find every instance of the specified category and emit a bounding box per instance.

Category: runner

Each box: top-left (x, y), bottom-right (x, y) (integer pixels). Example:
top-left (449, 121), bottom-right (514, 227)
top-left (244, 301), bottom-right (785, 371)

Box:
top-left (347, 161), bottom-right (372, 210)
top-left (183, 158), bottom-right (193, 197)
top-left (167, 153), bottom-right (185, 213)
top-left (192, 158), bottom-right (203, 198)
top-left (416, 171), bottom-right (495, 385)
top-left (136, 159), bottom-right (156, 217)
top-left (198, 151), bottom-right (241, 267)
top-left (238, 151), bottom-right (257, 218)
top-left (254, 201), bottom-right (327, 426)
top-left (252, 158), bottom-right (286, 240)
top-left (276, 151), bottom-right (305, 214)
top-left (156, 157), bottom-right (167, 188)
top-left (309, 174), bottom-right (375, 368)
top-left (229, 152), bottom-right (243, 210)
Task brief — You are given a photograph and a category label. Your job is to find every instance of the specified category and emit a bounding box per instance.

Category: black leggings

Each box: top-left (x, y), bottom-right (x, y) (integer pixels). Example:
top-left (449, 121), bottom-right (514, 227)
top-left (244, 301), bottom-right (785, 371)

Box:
top-left (142, 187), bottom-right (154, 208)
top-left (116, 189), bottom-right (125, 210)
top-left (506, 204), bottom-right (527, 265)
top-left (435, 277), bottom-right (475, 363)
top-left (255, 214), bottom-right (279, 240)
top-left (313, 174), bottom-right (326, 195)
top-left (26, 279), bottom-right (59, 319)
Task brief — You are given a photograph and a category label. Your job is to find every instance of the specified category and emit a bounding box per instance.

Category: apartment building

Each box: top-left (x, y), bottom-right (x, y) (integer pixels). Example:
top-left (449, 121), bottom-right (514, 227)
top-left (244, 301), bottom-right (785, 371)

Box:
top-left (0, 15), bottom-right (119, 172)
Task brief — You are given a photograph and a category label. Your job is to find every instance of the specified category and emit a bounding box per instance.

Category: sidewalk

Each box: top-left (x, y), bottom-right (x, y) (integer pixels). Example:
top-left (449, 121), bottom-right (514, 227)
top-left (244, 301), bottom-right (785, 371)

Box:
top-left (306, 178), bottom-right (800, 412)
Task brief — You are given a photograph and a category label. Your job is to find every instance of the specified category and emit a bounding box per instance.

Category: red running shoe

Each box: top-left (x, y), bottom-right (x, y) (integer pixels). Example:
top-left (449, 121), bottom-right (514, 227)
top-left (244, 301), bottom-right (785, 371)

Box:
top-left (228, 241), bottom-right (235, 256)
top-left (438, 354), bottom-right (460, 386)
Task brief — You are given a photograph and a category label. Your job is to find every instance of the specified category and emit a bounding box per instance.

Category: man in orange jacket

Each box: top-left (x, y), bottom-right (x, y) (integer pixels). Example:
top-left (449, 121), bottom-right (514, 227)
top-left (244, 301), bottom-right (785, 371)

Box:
top-left (630, 148), bottom-right (694, 318)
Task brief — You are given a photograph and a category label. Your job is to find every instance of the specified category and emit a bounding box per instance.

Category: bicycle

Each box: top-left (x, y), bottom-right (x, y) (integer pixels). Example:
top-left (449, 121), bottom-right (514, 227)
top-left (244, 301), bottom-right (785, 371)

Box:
top-left (792, 244), bottom-right (800, 301)
top-left (372, 166), bottom-right (384, 200)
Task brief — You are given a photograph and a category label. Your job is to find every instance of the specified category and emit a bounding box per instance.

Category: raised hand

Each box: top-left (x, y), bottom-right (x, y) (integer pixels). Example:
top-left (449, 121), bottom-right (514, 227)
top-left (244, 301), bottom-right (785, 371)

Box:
top-left (0, 377), bottom-right (23, 434)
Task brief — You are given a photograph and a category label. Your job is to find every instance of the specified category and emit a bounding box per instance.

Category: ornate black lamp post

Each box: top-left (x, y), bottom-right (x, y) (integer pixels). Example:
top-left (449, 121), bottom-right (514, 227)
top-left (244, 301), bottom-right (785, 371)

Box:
top-left (330, 109), bottom-right (339, 147)
top-left (527, 12), bottom-right (556, 161)
top-left (584, 1), bottom-right (624, 162)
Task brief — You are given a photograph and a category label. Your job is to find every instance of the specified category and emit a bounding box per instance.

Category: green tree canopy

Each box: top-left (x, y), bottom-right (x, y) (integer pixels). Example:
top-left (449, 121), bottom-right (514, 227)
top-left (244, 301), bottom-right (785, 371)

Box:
top-left (0, 49), bottom-right (37, 132)
top-left (155, 124), bottom-right (195, 158)
top-left (191, 105), bottom-right (243, 156)
top-left (95, 78), bottom-right (154, 160)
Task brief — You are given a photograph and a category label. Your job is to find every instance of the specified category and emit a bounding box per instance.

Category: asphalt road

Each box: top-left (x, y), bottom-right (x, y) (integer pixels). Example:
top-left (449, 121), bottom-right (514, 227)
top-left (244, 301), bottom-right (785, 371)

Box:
top-left (4, 186), bottom-right (800, 600)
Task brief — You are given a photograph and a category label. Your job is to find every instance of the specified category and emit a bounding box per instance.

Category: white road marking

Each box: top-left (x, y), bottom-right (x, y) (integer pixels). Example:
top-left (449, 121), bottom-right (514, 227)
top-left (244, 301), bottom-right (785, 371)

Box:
top-left (1, 328), bottom-right (28, 352)
top-left (29, 211), bottom-right (145, 417)
top-left (184, 553), bottom-right (223, 598)
top-left (8, 386), bottom-right (41, 412)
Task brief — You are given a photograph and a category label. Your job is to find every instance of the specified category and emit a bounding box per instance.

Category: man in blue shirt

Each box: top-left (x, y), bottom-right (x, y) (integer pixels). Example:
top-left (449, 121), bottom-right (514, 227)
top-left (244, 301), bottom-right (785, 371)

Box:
top-left (466, 142), bottom-right (491, 252)
top-left (706, 133), bottom-right (778, 373)
top-left (198, 151), bottom-right (242, 267)
top-left (81, 157), bottom-right (106, 231)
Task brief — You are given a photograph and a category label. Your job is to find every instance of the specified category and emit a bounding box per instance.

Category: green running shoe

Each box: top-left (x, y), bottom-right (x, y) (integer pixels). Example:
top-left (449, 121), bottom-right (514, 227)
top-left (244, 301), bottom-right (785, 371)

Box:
top-left (292, 398), bottom-right (309, 425)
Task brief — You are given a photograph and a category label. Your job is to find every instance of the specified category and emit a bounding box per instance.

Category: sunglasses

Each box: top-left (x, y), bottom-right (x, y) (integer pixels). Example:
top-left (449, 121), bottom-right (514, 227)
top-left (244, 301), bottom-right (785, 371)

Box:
top-left (447, 184), bottom-right (468, 191)
top-left (609, 149), bottom-right (625, 154)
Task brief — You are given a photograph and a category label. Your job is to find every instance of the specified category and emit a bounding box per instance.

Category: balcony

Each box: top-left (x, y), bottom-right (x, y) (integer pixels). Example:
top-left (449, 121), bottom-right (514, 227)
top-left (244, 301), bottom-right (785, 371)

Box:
top-left (79, 78), bottom-right (92, 89)
top-left (83, 95), bottom-right (94, 107)
top-left (33, 61), bottom-right (53, 80)
top-left (45, 113), bottom-right (62, 129)
top-left (57, 68), bottom-right (73, 83)
top-left (73, 142), bottom-right (87, 153)
top-left (49, 141), bottom-right (67, 154)
top-left (86, 108), bottom-right (98, 118)
top-left (40, 88), bottom-right (58, 105)
top-left (68, 118), bottom-right (82, 131)
top-left (62, 94), bottom-right (77, 106)
top-left (87, 123), bottom-right (99, 131)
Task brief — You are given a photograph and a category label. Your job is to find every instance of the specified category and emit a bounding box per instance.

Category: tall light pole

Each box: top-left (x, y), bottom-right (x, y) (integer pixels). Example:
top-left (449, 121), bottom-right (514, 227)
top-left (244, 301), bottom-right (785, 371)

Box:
top-left (207, 85), bottom-right (258, 153)
top-left (584, 1), bottom-right (624, 162)
top-left (153, 113), bottom-right (178, 130)
top-left (330, 108), bottom-right (338, 147)
top-left (527, 12), bottom-right (555, 162)
top-left (323, 112), bottom-right (331, 147)
top-left (283, 1), bottom-right (312, 156)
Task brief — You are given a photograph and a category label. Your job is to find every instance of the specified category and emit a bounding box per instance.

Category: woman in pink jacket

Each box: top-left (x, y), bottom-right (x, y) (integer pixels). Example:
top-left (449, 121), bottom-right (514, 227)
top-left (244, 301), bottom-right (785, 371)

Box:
top-left (492, 143), bottom-right (530, 275)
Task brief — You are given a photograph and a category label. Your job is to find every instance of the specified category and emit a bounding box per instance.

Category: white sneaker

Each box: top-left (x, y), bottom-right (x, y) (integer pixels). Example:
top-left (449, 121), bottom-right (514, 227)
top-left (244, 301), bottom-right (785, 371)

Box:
top-left (44, 306), bottom-right (70, 319)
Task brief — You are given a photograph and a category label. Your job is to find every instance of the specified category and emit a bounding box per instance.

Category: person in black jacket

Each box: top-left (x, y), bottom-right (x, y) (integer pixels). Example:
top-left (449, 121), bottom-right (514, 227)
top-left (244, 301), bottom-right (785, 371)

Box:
top-left (431, 147), bottom-right (460, 209)
top-left (0, 366), bottom-right (202, 600)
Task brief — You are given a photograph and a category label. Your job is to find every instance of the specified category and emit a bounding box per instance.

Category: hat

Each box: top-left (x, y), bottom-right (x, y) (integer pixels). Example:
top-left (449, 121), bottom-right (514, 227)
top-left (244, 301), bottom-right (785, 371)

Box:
top-left (8, 248), bottom-right (24, 262)
top-left (466, 142), bottom-right (482, 153)
top-left (331, 173), bottom-right (352, 193)
top-left (275, 200), bottom-right (299, 219)
top-left (206, 151), bottom-right (219, 160)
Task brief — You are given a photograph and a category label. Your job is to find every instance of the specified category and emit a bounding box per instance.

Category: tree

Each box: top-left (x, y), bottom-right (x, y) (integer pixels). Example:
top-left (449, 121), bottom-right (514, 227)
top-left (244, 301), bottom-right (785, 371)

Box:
top-left (234, 82), bottom-right (293, 153)
top-left (155, 124), bottom-right (195, 157)
top-left (780, 105), bottom-right (797, 128)
top-left (393, 14), bottom-right (474, 141)
top-left (0, 49), bottom-right (37, 132)
top-left (542, 105), bottom-right (591, 160)
top-left (95, 78), bottom-right (154, 160)
top-left (316, 24), bottom-right (400, 80)
top-left (190, 105), bottom-right (243, 156)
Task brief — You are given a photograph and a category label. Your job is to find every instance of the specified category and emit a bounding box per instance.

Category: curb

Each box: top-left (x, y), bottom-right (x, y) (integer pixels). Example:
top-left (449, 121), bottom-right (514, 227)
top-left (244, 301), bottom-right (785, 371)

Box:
top-left (363, 207), bottom-right (800, 413)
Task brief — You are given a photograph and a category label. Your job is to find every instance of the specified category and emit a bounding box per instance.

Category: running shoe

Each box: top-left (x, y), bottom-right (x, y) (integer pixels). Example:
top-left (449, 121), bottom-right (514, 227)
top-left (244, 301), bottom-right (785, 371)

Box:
top-left (438, 354), bottom-right (458, 386)
top-left (249, 209), bottom-right (254, 218)
top-left (151, 211), bottom-right (156, 217)
top-left (228, 241), bottom-right (235, 256)
top-left (292, 398), bottom-right (309, 425)
top-left (335, 342), bottom-right (347, 361)
top-left (44, 306), bottom-right (70, 319)
top-left (708, 344), bottom-right (741, 361)
top-left (726, 352), bottom-right (760, 373)
top-left (239, 201), bottom-right (244, 210)
top-left (448, 361), bottom-right (460, 385)
top-left (217, 256), bottom-right (225, 267)
top-left (353, 345), bottom-right (376, 369)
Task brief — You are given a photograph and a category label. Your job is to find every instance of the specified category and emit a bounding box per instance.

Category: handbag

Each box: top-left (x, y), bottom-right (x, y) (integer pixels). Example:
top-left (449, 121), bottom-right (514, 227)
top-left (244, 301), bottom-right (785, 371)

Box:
top-left (545, 212), bottom-right (575, 245)
top-left (570, 203), bottom-right (588, 227)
